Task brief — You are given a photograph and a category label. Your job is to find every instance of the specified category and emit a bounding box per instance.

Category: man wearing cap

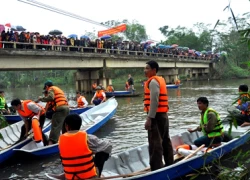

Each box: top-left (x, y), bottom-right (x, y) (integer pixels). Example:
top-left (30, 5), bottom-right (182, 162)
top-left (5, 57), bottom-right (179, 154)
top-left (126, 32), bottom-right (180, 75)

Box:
top-left (38, 80), bottom-right (69, 145)
top-left (91, 86), bottom-right (106, 105)
top-left (0, 90), bottom-right (10, 115)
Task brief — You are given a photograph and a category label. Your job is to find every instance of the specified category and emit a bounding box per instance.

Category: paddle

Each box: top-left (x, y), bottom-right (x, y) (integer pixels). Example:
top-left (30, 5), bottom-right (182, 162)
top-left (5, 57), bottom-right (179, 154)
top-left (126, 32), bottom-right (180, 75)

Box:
top-left (179, 144), bottom-right (205, 162)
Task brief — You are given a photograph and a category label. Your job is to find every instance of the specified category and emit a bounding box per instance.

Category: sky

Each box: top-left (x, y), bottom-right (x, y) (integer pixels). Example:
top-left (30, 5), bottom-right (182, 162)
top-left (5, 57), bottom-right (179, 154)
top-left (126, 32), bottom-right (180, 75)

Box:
top-left (1, 0), bottom-right (250, 42)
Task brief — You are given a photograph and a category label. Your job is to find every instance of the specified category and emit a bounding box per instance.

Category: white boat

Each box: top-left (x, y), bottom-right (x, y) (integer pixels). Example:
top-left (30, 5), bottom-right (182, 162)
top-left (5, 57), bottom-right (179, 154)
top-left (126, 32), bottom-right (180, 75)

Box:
top-left (13, 98), bottom-right (118, 156)
top-left (46, 123), bottom-right (250, 180)
top-left (0, 119), bottom-right (51, 164)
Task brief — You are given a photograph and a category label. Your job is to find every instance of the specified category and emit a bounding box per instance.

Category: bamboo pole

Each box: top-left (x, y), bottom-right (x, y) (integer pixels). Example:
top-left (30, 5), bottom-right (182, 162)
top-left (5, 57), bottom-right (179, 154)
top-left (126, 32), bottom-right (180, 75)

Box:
top-left (179, 144), bottom-right (205, 162)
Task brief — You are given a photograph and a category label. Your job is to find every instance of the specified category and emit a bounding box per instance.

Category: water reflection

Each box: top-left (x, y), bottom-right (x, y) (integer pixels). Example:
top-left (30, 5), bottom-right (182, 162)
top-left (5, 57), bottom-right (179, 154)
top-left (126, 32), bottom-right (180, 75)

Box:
top-left (1, 79), bottom-right (248, 179)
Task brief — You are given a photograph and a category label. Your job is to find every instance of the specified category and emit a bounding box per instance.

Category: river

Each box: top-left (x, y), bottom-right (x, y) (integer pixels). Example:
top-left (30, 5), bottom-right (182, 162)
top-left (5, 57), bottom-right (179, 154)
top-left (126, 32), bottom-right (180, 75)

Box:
top-left (1, 79), bottom-right (246, 179)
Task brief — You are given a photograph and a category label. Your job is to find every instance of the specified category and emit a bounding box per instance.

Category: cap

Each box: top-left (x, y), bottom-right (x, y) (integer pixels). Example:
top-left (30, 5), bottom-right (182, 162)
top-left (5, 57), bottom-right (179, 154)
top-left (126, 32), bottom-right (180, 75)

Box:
top-left (43, 80), bottom-right (53, 90)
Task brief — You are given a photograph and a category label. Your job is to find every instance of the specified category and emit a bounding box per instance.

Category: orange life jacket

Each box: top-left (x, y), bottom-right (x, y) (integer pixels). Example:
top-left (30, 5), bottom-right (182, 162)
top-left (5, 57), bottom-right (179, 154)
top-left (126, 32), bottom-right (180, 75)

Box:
top-left (77, 96), bottom-right (86, 108)
top-left (17, 100), bottom-right (45, 118)
top-left (59, 131), bottom-right (97, 180)
top-left (48, 86), bottom-right (68, 110)
top-left (106, 85), bottom-right (114, 92)
top-left (144, 76), bottom-right (169, 112)
top-left (32, 117), bottom-right (43, 143)
top-left (238, 93), bottom-right (250, 115)
top-left (125, 82), bottom-right (129, 90)
top-left (95, 90), bottom-right (104, 100)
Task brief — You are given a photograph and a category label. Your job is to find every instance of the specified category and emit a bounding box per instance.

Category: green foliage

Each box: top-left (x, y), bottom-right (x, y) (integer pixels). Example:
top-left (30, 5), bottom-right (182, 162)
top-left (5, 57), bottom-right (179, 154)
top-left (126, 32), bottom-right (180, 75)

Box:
top-left (0, 115), bottom-right (8, 131)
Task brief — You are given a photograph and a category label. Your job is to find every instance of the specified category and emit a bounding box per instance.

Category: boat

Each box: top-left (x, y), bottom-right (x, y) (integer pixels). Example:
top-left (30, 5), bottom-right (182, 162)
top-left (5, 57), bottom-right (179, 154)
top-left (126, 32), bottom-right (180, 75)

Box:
top-left (13, 98), bottom-right (118, 156)
top-left (4, 106), bottom-right (93, 123)
top-left (166, 84), bottom-right (181, 89)
top-left (46, 123), bottom-right (250, 180)
top-left (0, 119), bottom-right (51, 164)
top-left (105, 91), bottom-right (140, 97)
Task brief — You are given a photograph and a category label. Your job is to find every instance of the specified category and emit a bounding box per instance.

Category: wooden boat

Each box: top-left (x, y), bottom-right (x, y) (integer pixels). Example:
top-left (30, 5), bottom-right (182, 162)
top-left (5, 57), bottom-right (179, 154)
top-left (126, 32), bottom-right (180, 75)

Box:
top-left (4, 106), bottom-right (93, 123)
top-left (45, 123), bottom-right (250, 180)
top-left (13, 98), bottom-right (118, 156)
top-left (166, 84), bottom-right (181, 89)
top-left (105, 91), bottom-right (139, 97)
top-left (0, 119), bottom-right (51, 164)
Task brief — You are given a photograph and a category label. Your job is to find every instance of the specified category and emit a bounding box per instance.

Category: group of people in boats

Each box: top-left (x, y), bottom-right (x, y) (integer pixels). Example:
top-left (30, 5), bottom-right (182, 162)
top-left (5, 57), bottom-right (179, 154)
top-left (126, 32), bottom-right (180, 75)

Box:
top-left (2, 61), bottom-right (250, 179)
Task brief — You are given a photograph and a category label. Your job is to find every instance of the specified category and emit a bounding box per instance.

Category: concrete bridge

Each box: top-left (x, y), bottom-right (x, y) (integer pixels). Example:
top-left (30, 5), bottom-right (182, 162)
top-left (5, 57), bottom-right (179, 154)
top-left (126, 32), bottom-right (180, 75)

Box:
top-left (0, 42), bottom-right (215, 92)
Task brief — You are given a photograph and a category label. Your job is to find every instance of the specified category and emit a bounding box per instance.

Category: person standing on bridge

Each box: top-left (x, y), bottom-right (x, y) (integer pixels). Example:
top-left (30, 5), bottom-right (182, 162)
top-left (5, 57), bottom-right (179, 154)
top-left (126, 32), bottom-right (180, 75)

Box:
top-left (38, 80), bottom-right (69, 145)
top-left (144, 60), bottom-right (173, 171)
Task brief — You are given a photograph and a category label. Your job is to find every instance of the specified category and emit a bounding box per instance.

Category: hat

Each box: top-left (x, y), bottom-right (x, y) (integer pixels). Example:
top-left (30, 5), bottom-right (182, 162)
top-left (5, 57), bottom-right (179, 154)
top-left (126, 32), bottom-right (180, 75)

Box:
top-left (43, 80), bottom-right (53, 90)
top-left (96, 86), bottom-right (101, 90)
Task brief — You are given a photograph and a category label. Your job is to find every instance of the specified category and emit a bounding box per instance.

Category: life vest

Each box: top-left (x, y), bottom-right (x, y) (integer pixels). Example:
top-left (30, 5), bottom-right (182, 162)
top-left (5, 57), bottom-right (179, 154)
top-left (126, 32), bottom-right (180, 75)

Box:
top-left (32, 116), bottom-right (43, 143)
top-left (77, 96), bottom-right (85, 108)
top-left (95, 90), bottom-right (104, 100)
top-left (201, 108), bottom-right (224, 138)
top-left (59, 131), bottom-right (97, 180)
top-left (48, 86), bottom-right (68, 110)
top-left (125, 82), bottom-right (129, 90)
top-left (144, 76), bottom-right (169, 113)
top-left (238, 93), bottom-right (250, 115)
top-left (17, 100), bottom-right (45, 118)
top-left (92, 83), bottom-right (97, 90)
top-left (0, 96), bottom-right (6, 109)
top-left (106, 85), bottom-right (114, 92)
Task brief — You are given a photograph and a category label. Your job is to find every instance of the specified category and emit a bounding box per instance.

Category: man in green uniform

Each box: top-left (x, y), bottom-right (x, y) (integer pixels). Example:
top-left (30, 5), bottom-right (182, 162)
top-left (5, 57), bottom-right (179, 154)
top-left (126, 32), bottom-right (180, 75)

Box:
top-left (38, 80), bottom-right (69, 145)
top-left (188, 97), bottom-right (224, 147)
top-left (0, 90), bottom-right (10, 115)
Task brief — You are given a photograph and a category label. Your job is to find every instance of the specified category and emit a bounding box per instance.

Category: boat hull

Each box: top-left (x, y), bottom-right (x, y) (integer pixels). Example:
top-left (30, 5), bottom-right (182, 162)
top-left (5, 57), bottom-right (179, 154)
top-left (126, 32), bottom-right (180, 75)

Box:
top-left (166, 84), bottom-right (180, 89)
top-left (4, 106), bottom-right (92, 123)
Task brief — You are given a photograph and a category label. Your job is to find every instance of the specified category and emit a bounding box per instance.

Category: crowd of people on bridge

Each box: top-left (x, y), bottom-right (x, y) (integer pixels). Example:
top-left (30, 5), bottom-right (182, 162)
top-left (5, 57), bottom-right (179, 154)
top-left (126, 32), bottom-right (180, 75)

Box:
top-left (0, 29), bottom-right (219, 61)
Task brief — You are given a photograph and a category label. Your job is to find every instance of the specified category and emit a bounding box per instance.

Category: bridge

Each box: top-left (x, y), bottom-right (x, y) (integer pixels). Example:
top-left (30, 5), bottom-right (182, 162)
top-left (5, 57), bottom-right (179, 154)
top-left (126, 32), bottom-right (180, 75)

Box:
top-left (0, 41), bottom-right (215, 92)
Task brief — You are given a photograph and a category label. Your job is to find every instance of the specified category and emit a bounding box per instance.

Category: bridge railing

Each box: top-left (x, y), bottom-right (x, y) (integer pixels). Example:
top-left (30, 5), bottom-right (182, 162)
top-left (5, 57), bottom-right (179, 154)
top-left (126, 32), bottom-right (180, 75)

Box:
top-left (0, 41), bottom-right (215, 61)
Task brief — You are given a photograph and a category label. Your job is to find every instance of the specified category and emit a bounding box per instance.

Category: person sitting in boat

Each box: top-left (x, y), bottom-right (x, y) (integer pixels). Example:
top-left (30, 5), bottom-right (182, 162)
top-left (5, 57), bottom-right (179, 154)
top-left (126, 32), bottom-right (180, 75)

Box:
top-left (59, 114), bottom-right (112, 179)
top-left (91, 86), bottom-right (106, 106)
top-left (188, 97), bottom-right (224, 147)
top-left (106, 84), bottom-right (114, 92)
top-left (234, 84), bottom-right (250, 127)
top-left (11, 98), bottom-right (48, 147)
top-left (0, 90), bottom-right (10, 115)
top-left (175, 78), bottom-right (181, 85)
top-left (75, 91), bottom-right (88, 108)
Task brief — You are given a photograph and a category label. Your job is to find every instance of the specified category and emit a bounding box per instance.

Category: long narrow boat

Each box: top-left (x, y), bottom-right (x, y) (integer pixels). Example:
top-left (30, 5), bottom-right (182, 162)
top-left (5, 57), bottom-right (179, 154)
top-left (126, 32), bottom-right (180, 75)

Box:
top-left (46, 123), bottom-right (250, 180)
top-left (13, 98), bottom-right (118, 156)
top-left (166, 84), bottom-right (181, 89)
top-left (105, 91), bottom-right (140, 97)
top-left (0, 119), bottom-right (51, 164)
top-left (4, 106), bottom-right (93, 123)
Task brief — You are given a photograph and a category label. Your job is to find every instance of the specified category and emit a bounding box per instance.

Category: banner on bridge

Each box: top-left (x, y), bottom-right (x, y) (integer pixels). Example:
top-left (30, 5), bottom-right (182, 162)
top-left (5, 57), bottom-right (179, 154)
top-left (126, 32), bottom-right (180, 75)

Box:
top-left (98, 24), bottom-right (126, 37)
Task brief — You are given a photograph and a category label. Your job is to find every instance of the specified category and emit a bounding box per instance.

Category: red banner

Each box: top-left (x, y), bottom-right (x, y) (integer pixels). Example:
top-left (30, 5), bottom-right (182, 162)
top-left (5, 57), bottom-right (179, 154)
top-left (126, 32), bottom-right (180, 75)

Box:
top-left (98, 24), bottom-right (126, 37)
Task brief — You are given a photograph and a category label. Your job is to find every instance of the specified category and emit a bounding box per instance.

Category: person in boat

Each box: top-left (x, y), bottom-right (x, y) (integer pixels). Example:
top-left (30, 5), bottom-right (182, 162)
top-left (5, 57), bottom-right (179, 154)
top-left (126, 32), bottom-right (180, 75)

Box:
top-left (91, 86), bottom-right (106, 106)
top-left (144, 60), bottom-right (173, 171)
top-left (74, 91), bottom-right (88, 108)
top-left (38, 80), bottom-right (69, 145)
top-left (0, 90), bottom-right (10, 115)
top-left (127, 74), bottom-right (134, 91)
top-left (98, 83), bottom-right (106, 91)
top-left (175, 78), bottom-right (181, 85)
top-left (106, 84), bottom-right (114, 92)
top-left (59, 114), bottom-right (112, 179)
top-left (92, 82), bottom-right (97, 91)
top-left (188, 97), bottom-right (224, 147)
top-left (11, 98), bottom-right (48, 147)
top-left (234, 84), bottom-right (250, 127)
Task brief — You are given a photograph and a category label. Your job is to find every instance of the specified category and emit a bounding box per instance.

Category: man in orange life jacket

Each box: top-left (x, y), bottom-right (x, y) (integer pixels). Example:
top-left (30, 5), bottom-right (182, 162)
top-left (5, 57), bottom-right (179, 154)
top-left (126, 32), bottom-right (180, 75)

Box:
top-left (38, 80), bottom-right (69, 145)
top-left (144, 60), bottom-right (173, 171)
top-left (11, 98), bottom-right (48, 147)
top-left (59, 114), bottom-right (112, 179)
top-left (106, 84), bottom-right (114, 92)
top-left (91, 86), bottom-right (106, 106)
top-left (74, 91), bottom-right (88, 108)
top-left (235, 84), bottom-right (250, 127)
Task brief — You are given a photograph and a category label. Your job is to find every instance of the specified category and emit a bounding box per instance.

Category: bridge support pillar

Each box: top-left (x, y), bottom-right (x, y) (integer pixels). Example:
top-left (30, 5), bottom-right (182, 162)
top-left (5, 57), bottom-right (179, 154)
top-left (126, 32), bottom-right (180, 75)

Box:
top-left (158, 69), bottom-right (179, 84)
top-left (75, 70), bottom-right (100, 93)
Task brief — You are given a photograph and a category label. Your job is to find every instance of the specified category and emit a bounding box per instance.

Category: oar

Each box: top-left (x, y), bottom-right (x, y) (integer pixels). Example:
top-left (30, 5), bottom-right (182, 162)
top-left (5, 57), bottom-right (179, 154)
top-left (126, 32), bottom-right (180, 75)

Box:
top-left (179, 144), bottom-right (205, 162)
